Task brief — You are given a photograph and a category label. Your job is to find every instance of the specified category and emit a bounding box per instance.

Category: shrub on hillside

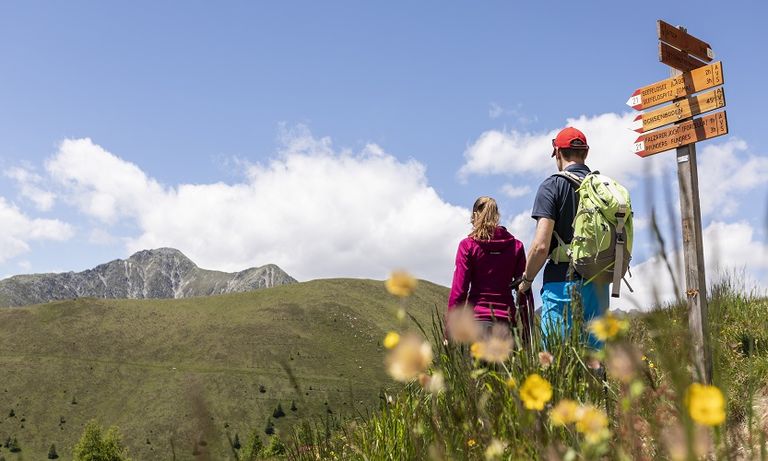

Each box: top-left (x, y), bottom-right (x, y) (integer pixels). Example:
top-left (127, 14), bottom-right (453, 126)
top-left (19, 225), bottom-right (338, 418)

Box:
top-left (8, 437), bottom-right (20, 453)
top-left (72, 420), bottom-right (130, 461)
top-left (48, 443), bottom-right (59, 459)
top-left (261, 435), bottom-right (286, 457)
top-left (238, 429), bottom-right (263, 461)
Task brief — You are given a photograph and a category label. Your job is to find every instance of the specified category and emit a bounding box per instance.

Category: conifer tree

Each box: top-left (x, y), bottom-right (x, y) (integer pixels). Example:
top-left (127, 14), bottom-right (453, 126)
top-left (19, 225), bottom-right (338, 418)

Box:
top-left (48, 443), bottom-right (59, 459)
top-left (8, 437), bottom-right (20, 453)
top-left (264, 418), bottom-right (275, 436)
top-left (272, 403), bottom-right (285, 419)
top-left (72, 420), bottom-right (130, 461)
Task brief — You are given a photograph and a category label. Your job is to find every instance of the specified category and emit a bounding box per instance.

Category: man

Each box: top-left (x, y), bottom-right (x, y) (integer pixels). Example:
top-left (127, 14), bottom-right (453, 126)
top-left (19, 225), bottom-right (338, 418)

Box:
top-left (518, 127), bottom-right (609, 348)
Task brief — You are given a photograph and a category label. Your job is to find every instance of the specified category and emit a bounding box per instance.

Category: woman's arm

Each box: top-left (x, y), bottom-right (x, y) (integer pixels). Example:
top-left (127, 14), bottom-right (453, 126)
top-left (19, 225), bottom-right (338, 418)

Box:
top-left (448, 240), bottom-right (472, 309)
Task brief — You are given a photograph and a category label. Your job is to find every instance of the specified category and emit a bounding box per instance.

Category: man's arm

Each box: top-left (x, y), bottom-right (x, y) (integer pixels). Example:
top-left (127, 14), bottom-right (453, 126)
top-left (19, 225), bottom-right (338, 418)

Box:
top-left (520, 217), bottom-right (555, 292)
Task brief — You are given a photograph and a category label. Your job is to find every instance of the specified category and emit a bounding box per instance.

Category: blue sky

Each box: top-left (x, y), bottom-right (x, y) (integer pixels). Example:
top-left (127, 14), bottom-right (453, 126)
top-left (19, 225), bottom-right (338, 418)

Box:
top-left (1, 1), bottom-right (766, 309)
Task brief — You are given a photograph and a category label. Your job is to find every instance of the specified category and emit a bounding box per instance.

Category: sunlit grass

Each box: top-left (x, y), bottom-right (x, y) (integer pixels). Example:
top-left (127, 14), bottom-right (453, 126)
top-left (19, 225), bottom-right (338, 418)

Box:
top-left (286, 273), bottom-right (768, 460)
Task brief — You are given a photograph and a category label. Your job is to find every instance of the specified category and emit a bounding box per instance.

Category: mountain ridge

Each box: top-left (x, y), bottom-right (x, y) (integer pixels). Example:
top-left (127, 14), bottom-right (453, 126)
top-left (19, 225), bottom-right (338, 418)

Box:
top-left (0, 247), bottom-right (297, 307)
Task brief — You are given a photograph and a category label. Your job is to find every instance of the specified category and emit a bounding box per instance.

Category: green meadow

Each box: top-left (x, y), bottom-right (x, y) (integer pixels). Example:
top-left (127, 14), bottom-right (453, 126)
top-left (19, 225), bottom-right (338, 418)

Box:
top-left (0, 279), bottom-right (448, 460)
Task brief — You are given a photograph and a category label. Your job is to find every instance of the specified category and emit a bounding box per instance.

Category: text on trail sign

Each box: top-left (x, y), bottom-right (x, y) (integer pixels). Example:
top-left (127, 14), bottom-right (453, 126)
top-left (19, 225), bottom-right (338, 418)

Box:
top-left (626, 61), bottom-right (723, 111)
top-left (632, 87), bottom-right (725, 133)
top-left (633, 111), bottom-right (728, 158)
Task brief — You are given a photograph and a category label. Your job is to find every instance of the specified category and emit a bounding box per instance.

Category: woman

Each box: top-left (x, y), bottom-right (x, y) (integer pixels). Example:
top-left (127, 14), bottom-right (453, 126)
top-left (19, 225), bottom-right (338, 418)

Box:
top-left (448, 197), bottom-right (533, 338)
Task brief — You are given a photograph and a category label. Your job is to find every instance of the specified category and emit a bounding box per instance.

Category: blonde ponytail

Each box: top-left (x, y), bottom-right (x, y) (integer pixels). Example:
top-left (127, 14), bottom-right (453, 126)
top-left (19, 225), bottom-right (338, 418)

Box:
top-left (469, 196), bottom-right (500, 241)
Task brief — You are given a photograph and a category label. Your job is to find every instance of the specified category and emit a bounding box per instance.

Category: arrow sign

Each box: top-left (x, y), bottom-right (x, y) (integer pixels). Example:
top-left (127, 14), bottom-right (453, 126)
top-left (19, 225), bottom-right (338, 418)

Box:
top-left (633, 111), bottom-right (728, 158)
top-left (626, 61), bottom-right (724, 111)
top-left (660, 42), bottom-right (707, 72)
top-left (632, 87), bottom-right (726, 133)
top-left (658, 20), bottom-right (714, 62)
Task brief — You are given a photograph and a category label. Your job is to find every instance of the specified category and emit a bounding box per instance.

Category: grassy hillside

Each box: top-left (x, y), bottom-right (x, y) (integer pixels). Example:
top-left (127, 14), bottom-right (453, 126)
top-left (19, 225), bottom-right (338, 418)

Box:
top-left (0, 278), bottom-right (448, 460)
top-left (284, 279), bottom-right (768, 460)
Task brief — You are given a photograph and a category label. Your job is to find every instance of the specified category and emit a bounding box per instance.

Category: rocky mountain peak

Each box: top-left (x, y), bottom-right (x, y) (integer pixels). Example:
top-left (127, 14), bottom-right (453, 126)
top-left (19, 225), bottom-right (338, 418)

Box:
top-left (0, 249), bottom-right (297, 307)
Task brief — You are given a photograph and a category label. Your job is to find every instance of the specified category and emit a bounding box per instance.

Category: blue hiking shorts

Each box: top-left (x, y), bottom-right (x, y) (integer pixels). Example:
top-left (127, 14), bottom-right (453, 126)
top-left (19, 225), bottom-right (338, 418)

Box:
top-left (540, 280), bottom-right (610, 349)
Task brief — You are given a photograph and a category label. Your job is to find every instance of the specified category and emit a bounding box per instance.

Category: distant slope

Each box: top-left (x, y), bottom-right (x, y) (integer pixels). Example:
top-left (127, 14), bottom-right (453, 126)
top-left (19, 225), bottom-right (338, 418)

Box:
top-left (0, 278), bottom-right (449, 460)
top-left (0, 248), bottom-right (297, 307)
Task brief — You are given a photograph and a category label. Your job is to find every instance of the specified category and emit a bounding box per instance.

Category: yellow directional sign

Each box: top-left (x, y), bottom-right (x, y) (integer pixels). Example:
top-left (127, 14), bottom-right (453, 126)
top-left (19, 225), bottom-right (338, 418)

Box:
top-left (633, 111), bottom-right (728, 158)
top-left (658, 20), bottom-right (714, 62)
top-left (632, 87), bottom-right (725, 133)
top-left (626, 61), bottom-right (723, 110)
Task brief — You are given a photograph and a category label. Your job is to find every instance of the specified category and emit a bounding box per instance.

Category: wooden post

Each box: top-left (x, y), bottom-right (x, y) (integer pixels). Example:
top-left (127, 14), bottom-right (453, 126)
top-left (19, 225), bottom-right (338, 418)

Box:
top-left (670, 26), bottom-right (713, 384)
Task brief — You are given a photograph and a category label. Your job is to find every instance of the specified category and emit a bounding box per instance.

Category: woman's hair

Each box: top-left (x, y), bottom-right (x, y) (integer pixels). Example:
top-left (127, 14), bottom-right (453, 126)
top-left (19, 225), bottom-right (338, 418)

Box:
top-left (469, 196), bottom-right (500, 240)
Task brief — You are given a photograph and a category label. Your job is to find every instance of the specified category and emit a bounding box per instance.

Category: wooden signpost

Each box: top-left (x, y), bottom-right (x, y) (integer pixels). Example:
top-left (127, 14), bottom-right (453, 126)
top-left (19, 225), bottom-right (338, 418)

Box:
top-left (626, 61), bottom-right (723, 111)
top-left (627, 21), bottom-right (727, 384)
top-left (657, 19), bottom-right (714, 62)
top-left (633, 111), bottom-right (728, 157)
top-left (632, 87), bottom-right (725, 133)
top-left (659, 42), bottom-right (707, 73)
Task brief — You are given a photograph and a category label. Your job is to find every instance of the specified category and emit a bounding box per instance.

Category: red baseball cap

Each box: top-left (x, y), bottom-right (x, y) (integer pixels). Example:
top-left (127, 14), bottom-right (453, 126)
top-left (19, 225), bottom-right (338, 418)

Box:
top-left (551, 127), bottom-right (589, 157)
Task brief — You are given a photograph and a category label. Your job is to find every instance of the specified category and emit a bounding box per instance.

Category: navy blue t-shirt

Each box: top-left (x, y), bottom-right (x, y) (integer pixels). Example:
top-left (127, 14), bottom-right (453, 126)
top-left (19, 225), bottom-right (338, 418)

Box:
top-left (531, 163), bottom-right (591, 283)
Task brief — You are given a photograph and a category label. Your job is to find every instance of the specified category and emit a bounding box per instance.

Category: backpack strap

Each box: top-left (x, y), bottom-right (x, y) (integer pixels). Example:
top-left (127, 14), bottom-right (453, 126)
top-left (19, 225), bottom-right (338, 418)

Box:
top-left (553, 170), bottom-right (584, 187)
top-left (604, 180), bottom-right (628, 298)
top-left (548, 171), bottom-right (585, 264)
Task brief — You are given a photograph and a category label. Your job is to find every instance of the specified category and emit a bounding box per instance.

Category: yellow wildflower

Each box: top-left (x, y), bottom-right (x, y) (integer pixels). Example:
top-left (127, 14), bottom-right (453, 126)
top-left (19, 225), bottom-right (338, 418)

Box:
top-left (576, 405), bottom-right (610, 444)
top-left (685, 383), bottom-right (725, 426)
top-left (505, 377), bottom-right (517, 389)
top-left (549, 399), bottom-right (580, 426)
top-left (385, 333), bottom-right (433, 382)
top-left (385, 270), bottom-right (417, 297)
top-left (383, 332), bottom-right (400, 349)
top-left (467, 438), bottom-right (477, 448)
top-left (470, 342), bottom-right (483, 359)
top-left (589, 313), bottom-right (629, 341)
top-left (519, 373), bottom-right (553, 411)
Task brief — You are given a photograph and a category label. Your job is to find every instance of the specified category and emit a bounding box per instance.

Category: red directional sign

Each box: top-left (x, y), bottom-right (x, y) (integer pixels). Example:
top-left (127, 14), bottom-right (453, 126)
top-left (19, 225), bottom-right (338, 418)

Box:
top-left (633, 111), bottom-right (728, 158)
top-left (626, 61), bottom-right (724, 111)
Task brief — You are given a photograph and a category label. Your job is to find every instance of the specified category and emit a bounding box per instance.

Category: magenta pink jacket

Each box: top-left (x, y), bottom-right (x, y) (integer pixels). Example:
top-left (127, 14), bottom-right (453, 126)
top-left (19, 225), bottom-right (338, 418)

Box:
top-left (448, 226), bottom-right (533, 324)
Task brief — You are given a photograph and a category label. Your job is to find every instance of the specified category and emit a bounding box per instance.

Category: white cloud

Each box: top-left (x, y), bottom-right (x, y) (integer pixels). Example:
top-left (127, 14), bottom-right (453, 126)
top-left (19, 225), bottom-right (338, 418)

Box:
top-left (47, 131), bottom-right (471, 284)
top-left (45, 138), bottom-right (165, 224)
top-left (0, 197), bottom-right (74, 264)
top-left (88, 228), bottom-right (120, 246)
top-left (4, 166), bottom-right (56, 211)
top-left (489, 102), bottom-right (504, 119)
top-left (460, 112), bottom-right (674, 185)
top-left (504, 209), bottom-right (534, 249)
top-left (697, 138), bottom-right (768, 218)
top-left (614, 220), bottom-right (768, 311)
top-left (500, 184), bottom-right (531, 199)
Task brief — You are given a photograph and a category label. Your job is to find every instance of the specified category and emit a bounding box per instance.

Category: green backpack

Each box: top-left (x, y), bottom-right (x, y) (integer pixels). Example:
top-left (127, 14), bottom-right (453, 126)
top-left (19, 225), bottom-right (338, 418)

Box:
top-left (550, 171), bottom-right (633, 298)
